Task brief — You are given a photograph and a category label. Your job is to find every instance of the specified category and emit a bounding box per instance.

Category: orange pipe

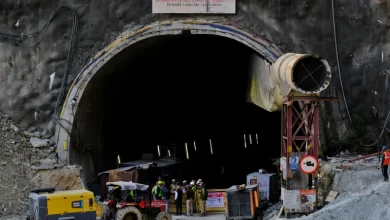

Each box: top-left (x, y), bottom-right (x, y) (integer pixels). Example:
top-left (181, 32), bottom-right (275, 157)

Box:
top-left (254, 190), bottom-right (259, 208)
top-left (250, 191), bottom-right (255, 216)
top-left (348, 152), bottom-right (381, 162)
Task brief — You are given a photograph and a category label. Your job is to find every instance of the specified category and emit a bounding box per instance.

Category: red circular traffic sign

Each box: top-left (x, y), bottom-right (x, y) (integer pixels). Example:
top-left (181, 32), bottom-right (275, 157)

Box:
top-left (299, 155), bottom-right (318, 174)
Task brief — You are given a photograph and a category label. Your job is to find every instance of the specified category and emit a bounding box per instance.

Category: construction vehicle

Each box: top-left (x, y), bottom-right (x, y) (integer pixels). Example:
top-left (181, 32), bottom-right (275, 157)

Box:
top-left (28, 187), bottom-right (96, 220)
top-left (225, 184), bottom-right (263, 220)
top-left (101, 181), bottom-right (171, 220)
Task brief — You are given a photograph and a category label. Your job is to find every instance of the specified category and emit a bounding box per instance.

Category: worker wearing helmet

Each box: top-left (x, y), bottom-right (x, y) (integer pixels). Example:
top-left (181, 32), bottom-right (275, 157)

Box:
top-left (151, 181), bottom-right (158, 200)
top-left (158, 176), bottom-right (166, 186)
top-left (379, 146), bottom-right (390, 181)
top-left (191, 180), bottom-right (197, 191)
top-left (185, 181), bottom-right (195, 216)
top-left (125, 190), bottom-right (135, 202)
top-left (111, 186), bottom-right (122, 202)
top-left (154, 181), bottom-right (164, 200)
top-left (182, 180), bottom-right (187, 193)
top-left (170, 179), bottom-right (177, 191)
top-left (199, 182), bottom-right (208, 216)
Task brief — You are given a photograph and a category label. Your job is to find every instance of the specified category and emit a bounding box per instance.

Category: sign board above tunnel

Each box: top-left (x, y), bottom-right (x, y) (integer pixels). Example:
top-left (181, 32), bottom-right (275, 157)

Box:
top-left (152, 0), bottom-right (236, 14)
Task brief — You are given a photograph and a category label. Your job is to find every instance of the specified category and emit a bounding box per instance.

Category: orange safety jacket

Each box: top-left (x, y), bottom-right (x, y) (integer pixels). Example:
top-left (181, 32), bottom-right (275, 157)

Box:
top-left (384, 151), bottom-right (390, 165)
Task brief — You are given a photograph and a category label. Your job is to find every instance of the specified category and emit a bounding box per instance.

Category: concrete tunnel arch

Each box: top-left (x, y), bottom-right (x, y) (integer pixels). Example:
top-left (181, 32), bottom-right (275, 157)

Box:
top-left (55, 20), bottom-right (286, 164)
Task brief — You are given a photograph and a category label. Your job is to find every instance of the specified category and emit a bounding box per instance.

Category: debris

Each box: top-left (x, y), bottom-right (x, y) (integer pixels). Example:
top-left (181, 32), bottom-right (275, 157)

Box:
top-left (340, 165), bottom-right (352, 170)
top-left (0, 114), bottom-right (43, 217)
top-left (9, 124), bottom-right (19, 132)
top-left (30, 137), bottom-right (50, 148)
top-left (23, 131), bottom-right (40, 138)
top-left (325, 191), bottom-right (339, 203)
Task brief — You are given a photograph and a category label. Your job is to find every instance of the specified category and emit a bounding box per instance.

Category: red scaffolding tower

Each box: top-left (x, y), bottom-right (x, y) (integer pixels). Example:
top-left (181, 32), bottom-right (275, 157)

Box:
top-left (279, 96), bottom-right (338, 217)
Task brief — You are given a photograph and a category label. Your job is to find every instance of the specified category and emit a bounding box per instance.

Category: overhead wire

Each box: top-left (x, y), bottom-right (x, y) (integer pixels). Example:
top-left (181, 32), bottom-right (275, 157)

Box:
top-left (0, 6), bottom-right (80, 147)
top-left (360, 109), bottom-right (390, 146)
top-left (330, 0), bottom-right (390, 148)
top-left (331, 0), bottom-right (355, 134)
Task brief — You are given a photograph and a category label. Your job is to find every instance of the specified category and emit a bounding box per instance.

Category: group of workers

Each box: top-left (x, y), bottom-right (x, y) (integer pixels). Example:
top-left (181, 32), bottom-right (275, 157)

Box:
top-left (152, 177), bottom-right (208, 216)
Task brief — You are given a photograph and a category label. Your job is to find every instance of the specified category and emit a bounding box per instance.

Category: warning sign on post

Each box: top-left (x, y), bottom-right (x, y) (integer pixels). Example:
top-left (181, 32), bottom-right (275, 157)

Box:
top-left (299, 155), bottom-right (318, 174)
top-left (152, 0), bottom-right (236, 14)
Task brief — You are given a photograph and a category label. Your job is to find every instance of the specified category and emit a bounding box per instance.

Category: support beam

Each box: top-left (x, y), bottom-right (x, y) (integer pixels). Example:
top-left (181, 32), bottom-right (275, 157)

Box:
top-left (280, 96), bottom-right (337, 216)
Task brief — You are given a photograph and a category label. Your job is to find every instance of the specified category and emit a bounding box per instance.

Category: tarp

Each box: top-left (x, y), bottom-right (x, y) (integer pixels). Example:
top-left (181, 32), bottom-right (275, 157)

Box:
top-left (106, 181), bottom-right (149, 191)
top-left (108, 167), bottom-right (148, 183)
top-left (97, 166), bottom-right (137, 177)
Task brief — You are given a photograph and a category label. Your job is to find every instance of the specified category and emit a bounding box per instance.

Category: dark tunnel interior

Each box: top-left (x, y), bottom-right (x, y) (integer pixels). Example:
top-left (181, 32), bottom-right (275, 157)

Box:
top-left (72, 34), bottom-right (281, 190)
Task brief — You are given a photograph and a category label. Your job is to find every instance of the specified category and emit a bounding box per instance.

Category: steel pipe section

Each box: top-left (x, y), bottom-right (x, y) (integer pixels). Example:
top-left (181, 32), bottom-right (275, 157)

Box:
top-left (272, 53), bottom-right (331, 96)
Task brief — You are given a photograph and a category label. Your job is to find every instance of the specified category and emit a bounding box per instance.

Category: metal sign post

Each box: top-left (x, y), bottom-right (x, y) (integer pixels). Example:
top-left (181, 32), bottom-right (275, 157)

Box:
top-left (300, 155), bottom-right (319, 175)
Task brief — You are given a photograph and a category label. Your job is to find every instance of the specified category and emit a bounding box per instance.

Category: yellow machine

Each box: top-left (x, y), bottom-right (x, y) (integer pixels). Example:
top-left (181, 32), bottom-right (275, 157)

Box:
top-left (28, 187), bottom-right (96, 220)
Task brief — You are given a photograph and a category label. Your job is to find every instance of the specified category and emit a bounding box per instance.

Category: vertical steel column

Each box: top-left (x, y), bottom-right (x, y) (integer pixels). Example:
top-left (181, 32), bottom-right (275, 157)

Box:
top-left (280, 96), bottom-right (337, 216)
top-left (281, 98), bottom-right (319, 189)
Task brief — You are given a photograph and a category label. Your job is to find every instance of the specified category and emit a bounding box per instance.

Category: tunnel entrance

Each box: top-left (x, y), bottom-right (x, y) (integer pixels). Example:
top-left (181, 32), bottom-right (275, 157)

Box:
top-left (70, 34), bottom-right (281, 190)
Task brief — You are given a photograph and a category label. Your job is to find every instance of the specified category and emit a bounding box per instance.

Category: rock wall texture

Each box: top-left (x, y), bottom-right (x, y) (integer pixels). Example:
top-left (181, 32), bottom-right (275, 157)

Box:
top-left (0, 0), bottom-right (389, 152)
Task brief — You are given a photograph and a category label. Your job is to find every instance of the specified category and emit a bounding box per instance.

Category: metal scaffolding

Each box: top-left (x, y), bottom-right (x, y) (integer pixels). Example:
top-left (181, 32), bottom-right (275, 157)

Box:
top-left (279, 96), bottom-right (338, 216)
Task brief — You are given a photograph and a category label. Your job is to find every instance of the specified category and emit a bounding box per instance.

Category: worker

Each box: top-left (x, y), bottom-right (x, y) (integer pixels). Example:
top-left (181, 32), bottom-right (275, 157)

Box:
top-left (172, 185), bottom-right (183, 215)
top-left (152, 181), bottom-right (158, 200)
top-left (125, 190), bottom-right (135, 202)
top-left (199, 182), bottom-right (208, 216)
top-left (182, 180), bottom-right (187, 193)
top-left (191, 180), bottom-right (197, 191)
top-left (111, 186), bottom-right (122, 202)
top-left (161, 182), bottom-right (171, 212)
top-left (154, 181), bottom-right (164, 200)
top-left (185, 181), bottom-right (195, 216)
top-left (170, 179), bottom-right (177, 190)
top-left (158, 176), bottom-right (166, 186)
top-left (379, 145), bottom-right (390, 181)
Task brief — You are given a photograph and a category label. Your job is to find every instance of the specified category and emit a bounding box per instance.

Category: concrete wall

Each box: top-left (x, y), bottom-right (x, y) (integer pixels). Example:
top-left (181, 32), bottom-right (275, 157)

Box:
top-left (0, 0), bottom-right (389, 148)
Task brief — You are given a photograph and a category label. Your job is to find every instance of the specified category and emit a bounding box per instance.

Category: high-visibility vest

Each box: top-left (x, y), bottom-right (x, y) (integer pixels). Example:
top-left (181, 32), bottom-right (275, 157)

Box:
top-left (154, 186), bottom-right (163, 197)
top-left (152, 185), bottom-right (157, 195)
top-left (129, 190), bottom-right (134, 198)
top-left (384, 151), bottom-right (390, 165)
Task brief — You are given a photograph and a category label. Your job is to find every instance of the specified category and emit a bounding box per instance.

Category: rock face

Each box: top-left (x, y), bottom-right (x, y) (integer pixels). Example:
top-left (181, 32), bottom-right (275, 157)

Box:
top-left (0, 1), bottom-right (389, 147)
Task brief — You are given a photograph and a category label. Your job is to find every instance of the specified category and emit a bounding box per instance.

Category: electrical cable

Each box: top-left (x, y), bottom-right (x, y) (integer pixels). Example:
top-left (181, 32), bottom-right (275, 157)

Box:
top-left (360, 109), bottom-right (390, 146)
top-left (331, 0), bottom-right (355, 134)
top-left (0, 6), bottom-right (79, 147)
top-left (330, 0), bottom-right (390, 148)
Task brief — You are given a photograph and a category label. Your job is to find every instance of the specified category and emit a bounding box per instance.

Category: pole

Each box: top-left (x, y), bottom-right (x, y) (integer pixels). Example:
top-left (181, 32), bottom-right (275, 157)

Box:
top-left (377, 112), bottom-right (380, 159)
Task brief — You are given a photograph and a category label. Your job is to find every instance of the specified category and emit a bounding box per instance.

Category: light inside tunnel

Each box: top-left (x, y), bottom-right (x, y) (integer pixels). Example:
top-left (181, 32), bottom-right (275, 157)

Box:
top-left (71, 34), bottom-right (281, 190)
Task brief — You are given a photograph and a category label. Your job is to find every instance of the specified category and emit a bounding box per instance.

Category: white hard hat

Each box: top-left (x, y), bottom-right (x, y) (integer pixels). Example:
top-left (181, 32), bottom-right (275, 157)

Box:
top-left (196, 179), bottom-right (202, 184)
top-left (172, 179), bottom-right (176, 182)
top-left (190, 181), bottom-right (195, 186)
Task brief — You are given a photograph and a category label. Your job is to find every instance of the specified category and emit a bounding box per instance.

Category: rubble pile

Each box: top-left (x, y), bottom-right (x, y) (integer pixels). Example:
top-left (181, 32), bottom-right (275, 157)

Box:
top-left (0, 113), bottom-right (84, 218)
top-left (297, 153), bottom-right (390, 220)
top-left (0, 113), bottom-right (43, 216)
top-left (269, 152), bottom-right (390, 220)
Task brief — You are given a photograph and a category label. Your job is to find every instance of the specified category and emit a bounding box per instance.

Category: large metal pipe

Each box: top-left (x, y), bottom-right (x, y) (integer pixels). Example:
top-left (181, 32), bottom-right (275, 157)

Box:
top-left (272, 53), bottom-right (331, 96)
